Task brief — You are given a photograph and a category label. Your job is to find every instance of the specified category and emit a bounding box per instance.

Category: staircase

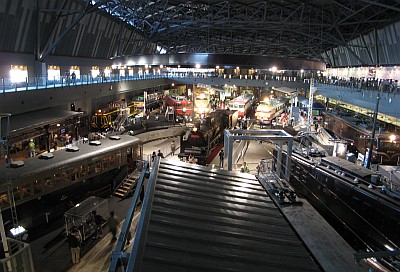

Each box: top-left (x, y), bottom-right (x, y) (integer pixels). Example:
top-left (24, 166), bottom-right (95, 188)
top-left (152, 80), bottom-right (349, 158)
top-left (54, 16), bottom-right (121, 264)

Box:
top-left (113, 171), bottom-right (140, 199)
top-left (114, 108), bottom-right (129, 131)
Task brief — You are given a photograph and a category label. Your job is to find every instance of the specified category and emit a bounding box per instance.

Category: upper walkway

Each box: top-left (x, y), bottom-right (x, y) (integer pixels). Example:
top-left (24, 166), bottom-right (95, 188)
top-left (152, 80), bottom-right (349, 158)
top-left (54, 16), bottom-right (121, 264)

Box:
top-left (2, 73), bottom-right (399, 127)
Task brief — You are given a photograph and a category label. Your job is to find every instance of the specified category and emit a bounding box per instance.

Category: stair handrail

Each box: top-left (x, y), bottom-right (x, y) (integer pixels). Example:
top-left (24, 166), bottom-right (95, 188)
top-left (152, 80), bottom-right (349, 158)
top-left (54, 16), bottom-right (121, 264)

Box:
top-left (112, 166), bottom-right (128, 194)
top-left (109, 160), bottom-right (150, 272)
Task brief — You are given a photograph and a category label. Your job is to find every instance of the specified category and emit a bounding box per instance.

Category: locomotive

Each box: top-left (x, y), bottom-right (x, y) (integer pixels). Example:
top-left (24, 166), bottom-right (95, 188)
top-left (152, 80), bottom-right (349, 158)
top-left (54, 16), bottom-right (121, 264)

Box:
top-left (273, 149), bottom-right (400, 269)
top-left (227, 93), bottom-right (254, 118)
top-left (164, 94), bottom-right (193, 121)
top-left (179, 110), bottom-right (237, 165)
top-left (255, 96), bottom-right (289, 125)
top-left (91, 101), bottom-right (139, 130)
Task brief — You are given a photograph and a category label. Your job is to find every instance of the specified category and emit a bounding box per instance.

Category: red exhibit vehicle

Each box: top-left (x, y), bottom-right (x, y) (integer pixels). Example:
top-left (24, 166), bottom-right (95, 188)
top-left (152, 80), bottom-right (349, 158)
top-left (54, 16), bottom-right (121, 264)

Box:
top-left (227, 93), bottom-right (253, 118)
top-left (255, 97), bottom-right (288, 125)
top-left (164, 95), bottom-right (193, 118)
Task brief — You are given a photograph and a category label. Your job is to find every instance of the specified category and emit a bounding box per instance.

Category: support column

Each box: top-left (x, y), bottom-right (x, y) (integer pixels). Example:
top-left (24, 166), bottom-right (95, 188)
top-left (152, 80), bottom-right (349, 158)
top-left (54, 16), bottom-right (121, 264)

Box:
top-left (285, 139), bottom-right (292, 181)
top-left (277, 141), bottom-right (283, 178)
top-left (34, 61), bottom-right (46, 77)
top-left (226, 131), bottom-right (234, 171)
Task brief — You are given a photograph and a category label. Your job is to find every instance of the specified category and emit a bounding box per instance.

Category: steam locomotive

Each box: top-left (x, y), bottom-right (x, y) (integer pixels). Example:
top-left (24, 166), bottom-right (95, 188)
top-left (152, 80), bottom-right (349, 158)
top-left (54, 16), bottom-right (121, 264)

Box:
top-left (179, 110), bottom-right (237, 165)
top-left (273, 149), bottom-right (400, 269)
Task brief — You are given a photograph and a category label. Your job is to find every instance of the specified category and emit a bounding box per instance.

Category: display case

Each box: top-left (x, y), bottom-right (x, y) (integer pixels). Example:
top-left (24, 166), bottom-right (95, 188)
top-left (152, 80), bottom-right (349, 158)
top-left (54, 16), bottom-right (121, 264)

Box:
top-left (64, 196), bottom-right (108, 241)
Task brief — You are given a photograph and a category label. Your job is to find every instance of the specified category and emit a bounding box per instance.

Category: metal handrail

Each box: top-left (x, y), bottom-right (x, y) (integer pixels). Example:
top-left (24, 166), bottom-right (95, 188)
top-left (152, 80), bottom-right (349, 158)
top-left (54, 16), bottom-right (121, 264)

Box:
top-left (109, 160), bottom-right (151, 272)
top-left (125, 157), bottom-right (160, 271)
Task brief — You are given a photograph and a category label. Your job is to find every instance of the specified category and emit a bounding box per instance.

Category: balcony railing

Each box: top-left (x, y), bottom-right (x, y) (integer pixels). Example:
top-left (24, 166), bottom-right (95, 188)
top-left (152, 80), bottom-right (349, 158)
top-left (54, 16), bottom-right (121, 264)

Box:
top-left (1, 74), bottom-right (168, 93)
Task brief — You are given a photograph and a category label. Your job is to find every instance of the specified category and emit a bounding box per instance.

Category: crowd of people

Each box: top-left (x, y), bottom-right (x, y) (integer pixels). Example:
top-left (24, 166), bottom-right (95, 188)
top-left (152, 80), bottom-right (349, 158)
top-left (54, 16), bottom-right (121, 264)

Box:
top-left (318, 76), bottom-right (399, 93)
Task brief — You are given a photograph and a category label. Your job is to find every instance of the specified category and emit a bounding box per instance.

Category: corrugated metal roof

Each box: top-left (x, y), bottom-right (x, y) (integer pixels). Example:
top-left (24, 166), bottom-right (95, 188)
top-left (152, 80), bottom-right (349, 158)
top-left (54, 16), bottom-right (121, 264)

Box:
top-left (130, 160), bottom-right (320, 271)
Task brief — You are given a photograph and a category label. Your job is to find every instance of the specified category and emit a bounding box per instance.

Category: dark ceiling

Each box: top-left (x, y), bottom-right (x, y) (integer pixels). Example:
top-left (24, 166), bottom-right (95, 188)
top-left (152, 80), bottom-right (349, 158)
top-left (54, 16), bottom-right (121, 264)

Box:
top-left (94, 0), bottom-right (400, 61)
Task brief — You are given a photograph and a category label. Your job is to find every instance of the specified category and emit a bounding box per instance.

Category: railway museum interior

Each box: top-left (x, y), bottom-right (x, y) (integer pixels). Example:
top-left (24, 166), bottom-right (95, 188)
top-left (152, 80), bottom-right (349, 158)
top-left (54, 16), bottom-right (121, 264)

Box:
top-left (2, 1), bottom-right (400, 272)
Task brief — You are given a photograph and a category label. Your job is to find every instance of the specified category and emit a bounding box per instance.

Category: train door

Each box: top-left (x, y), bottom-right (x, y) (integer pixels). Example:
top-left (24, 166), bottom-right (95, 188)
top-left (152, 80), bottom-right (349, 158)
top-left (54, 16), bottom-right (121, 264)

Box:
top-left (126, 143), bottom-right (142, 172)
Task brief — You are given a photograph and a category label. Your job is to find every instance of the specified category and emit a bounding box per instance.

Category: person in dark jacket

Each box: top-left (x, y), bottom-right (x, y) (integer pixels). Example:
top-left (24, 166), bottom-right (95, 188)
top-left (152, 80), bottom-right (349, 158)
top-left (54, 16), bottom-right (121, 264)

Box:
top-left (108, 211), bottom-right (119, 242)
top-left (157, 150), bottom-right (164, 158)
top-left (67, 226), bottom-right (82, 264)
top-left (90, 210), bottom-right (105, 238)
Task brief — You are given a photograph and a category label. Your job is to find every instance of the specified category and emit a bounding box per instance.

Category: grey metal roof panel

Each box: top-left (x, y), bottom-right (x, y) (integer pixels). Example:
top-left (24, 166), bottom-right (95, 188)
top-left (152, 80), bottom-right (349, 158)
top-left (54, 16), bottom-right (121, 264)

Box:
top-left (9, 107), bottom-right (83, 134)
top-left (133, 160), bottom-right (320, 271)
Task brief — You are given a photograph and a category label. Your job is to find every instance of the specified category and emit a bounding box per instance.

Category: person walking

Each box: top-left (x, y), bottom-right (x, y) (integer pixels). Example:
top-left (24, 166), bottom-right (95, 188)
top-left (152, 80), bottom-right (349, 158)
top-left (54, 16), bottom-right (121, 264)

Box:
top-left (28, 139), bottom-right (36, 157)
top-left (71, 71), bottom-right (76, 84)
top-left (108, 211), bottom-right (119, 242)
top-left (67, 226), bottom-right (82, 264)
top-left (89, 210), bottom-right (105, 238)
top-left (157, 149), bottom-right (164, 158)
top-left (219, 149), bottom-right (224, 168)
top-left (241, 161), bottom-right (249, 173)
top-left (170, 140), bottom-right (176, 156)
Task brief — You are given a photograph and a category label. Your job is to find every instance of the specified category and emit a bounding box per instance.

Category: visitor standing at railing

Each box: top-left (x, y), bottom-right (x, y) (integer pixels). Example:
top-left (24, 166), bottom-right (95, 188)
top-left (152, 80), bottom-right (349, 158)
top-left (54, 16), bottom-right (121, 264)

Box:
top-left (71, 71), bottom-right (76, 85)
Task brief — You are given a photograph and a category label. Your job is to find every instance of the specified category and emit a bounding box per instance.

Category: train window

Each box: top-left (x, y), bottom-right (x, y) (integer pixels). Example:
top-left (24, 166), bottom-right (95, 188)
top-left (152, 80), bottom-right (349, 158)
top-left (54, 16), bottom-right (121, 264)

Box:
top-left (12, 187), bottom-right (21, 202)
top-left (103, 157), bottom-right (110, 169)
top-left (71, 167), bottom-right (79, 182)
top-left (21, 185), bottom-right (33, 199)
top-left (53, 173), bottom-right (65, 188)
top-left (87, 162), bottom-right (95, 175)
top-left (116, 153), bottom-right (122, 164)
top-left (43, 177), bottom-right (53, 191)
top-left (33, 180), bottom-right (43, 194)
top-left (108, 155), bottom-right (116, 167)
top-left (95, 161), bottom-right (102, 173)
top-left (80, 165), bottom-right (87, 176)
top-left (0, 192), bottom-right (9, 208)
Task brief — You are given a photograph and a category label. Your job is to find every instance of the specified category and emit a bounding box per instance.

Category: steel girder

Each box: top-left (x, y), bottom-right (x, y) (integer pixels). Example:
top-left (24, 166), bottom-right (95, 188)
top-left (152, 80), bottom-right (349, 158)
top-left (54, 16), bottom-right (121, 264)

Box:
top-left (90, 0), bottom-right (400, 60)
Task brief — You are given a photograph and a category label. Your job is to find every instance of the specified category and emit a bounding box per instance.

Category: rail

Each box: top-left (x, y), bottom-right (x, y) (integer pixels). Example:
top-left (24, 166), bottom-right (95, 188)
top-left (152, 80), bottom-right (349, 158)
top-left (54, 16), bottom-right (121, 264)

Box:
top-left (1, 74), bottom-right (167, 93)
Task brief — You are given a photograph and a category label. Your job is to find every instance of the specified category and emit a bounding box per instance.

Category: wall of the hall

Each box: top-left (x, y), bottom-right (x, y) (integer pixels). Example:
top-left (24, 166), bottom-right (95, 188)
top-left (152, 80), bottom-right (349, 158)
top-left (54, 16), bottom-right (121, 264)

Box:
top-left (0, 78), bottom-right (172, 115)
top-left (0, 0), bottom-right (156, 61)
top-left (323, 21), bottom-right (400, 67)
top-left (0, 52), bottom-right (113, 77)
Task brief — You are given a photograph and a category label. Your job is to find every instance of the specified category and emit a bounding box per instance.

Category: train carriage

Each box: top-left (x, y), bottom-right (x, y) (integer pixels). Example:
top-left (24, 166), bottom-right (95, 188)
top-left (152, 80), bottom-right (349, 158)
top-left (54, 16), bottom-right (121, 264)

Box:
top-left (0, 135), bottom-right (142, 236)
top-left (91, 101), bottom-right (139, 130)
top-left (255, 97), bottom-right (289, 125)
top-left (323, 111), bottom-right (400, 166)
top-left (227, 93), bottom-right (254, 118)
top-left (273, 149), bottom-right (400, 264)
